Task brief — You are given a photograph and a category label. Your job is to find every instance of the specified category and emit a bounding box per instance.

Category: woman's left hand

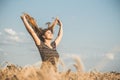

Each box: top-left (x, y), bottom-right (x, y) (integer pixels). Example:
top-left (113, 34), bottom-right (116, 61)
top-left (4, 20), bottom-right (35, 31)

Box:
top-left (57, 19), bottom-right (63, 27)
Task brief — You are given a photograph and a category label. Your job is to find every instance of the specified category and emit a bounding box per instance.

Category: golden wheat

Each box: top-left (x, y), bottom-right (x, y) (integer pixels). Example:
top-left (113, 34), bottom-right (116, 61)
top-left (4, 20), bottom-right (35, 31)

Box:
top-left (0, 59), bottom-right (120, 80)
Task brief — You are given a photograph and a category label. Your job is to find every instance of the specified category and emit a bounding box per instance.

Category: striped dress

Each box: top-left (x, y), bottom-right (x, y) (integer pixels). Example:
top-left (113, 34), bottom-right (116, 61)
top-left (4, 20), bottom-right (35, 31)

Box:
top-left (37, 41), bottom-right (59, 65)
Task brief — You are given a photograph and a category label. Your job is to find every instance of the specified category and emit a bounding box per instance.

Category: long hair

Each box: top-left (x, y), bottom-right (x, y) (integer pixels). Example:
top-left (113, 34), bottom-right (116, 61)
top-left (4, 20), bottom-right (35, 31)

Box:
top-left (40, 28), bottom-right (53, 42)
top-left (25, 13), bottom-right (53, 42)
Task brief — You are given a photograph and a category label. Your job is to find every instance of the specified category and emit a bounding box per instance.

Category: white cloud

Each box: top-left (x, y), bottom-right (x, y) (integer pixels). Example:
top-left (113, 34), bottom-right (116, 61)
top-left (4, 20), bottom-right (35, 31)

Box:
top-left (106, 53), bottom-right (114, 60)
top-left (93, 47), bottom-right (120, 71)
top-left (105, 46), bottom-right (120, 60)
top-left (4, 28), bottom-right (16, 36)
top-left (3, 28), bottom-right (25, 43)
top-left (8, 36), bottom-right (21, 42)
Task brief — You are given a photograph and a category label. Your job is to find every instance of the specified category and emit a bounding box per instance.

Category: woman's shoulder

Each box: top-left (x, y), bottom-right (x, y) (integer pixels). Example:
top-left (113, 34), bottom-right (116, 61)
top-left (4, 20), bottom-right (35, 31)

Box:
top-left (36, 41), bottom-right (44, 48)
top-left (51, 41), bottom-right (56, 49)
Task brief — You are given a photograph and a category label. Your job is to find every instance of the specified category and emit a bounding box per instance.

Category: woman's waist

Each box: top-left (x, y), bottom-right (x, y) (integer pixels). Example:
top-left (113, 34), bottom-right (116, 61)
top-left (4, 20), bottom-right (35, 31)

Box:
top-left (41, 52), bottom-right (59, 57)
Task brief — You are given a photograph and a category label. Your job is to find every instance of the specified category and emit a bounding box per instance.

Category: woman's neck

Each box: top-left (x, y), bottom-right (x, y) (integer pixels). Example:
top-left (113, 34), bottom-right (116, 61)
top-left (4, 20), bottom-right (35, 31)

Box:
top-left (45, 39), bottom-right (51, 43)
top-left (44, 39), bottom-right (52, 46)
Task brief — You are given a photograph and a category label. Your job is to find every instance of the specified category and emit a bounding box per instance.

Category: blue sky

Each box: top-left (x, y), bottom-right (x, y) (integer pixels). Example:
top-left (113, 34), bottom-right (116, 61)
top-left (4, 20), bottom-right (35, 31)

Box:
top-left (0, 0), bottom-right (120, 72)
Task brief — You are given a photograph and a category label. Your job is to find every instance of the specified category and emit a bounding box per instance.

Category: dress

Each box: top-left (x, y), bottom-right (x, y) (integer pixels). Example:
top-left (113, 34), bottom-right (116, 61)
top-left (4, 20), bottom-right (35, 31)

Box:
top-left (37, 41), bottom-right (59, 65)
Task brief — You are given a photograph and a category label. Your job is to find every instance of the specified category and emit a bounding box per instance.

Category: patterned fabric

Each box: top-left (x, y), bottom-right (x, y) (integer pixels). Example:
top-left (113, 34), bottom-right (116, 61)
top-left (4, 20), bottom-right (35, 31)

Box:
top-left (37, 41), bottom-right (59, 65)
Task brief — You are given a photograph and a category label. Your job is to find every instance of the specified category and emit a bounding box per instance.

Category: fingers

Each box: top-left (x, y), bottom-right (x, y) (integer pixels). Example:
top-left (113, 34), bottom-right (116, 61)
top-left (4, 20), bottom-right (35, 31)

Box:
top-left (57, 19), bottom-right (63, 27)
top-left (20, 14), bottom-right (25, 20)
top-left (22, 12), bottom-right (29, 16)
top-left (21, 13), bottom-right (28, 19)
top-left (21, 13), bottom-right (31, 20)
top-left (56, 17), bottom-right (59, 20)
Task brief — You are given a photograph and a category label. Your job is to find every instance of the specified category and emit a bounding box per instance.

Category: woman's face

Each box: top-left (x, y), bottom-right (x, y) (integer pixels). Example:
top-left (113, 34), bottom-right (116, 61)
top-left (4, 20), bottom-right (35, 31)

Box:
top-left (43, 30), bottom-right (53, 40)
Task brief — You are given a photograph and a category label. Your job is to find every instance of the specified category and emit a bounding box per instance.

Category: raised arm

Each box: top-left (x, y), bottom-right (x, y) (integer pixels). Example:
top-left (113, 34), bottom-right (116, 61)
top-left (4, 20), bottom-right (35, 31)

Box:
top-left (55, 19), bottom-right (63, 46)
top-left (24, 13), bottom-right (43, 39)
top-left (48, 17), bottom-right (58, 32)
top-left (21, 14), bottom-right (41, 45)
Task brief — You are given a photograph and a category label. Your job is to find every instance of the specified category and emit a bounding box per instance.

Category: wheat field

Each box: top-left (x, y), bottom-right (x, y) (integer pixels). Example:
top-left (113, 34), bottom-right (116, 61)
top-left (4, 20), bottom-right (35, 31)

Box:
top-left (0, 59), bottom-right (120, 80)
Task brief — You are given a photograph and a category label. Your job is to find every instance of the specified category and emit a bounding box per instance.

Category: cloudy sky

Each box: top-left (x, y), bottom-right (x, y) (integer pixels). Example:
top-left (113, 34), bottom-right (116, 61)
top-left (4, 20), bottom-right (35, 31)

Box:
top-left (0, 0), bottom-right (120, 72)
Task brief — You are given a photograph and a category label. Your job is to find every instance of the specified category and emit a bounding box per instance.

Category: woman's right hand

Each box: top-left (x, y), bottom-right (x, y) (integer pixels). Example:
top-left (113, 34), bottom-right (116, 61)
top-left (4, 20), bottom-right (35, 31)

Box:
top-left (20, 13), bottom-right (27, 20)
top-left (20, 14), bottom-right (24, 20)
top-left (21, 13), bottom-right (30, 19)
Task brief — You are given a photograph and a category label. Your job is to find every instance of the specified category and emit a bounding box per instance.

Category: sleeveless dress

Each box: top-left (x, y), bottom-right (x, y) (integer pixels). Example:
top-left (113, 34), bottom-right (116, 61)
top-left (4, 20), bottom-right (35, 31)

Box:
top-left (37, 41), bottom-right (59, 65)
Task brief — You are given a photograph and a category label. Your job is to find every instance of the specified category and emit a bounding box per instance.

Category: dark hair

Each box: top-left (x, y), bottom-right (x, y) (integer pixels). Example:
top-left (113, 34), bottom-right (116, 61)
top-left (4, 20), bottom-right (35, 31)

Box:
top-left (42, 28), bottom-right (53, 35)
top-left (38, 28), bottom-right (53, 42)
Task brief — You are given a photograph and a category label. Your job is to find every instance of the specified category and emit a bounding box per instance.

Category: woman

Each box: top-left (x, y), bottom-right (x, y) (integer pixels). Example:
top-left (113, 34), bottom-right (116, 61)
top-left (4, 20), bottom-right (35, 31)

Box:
top-left (21, 13), bottom-right (63, 70)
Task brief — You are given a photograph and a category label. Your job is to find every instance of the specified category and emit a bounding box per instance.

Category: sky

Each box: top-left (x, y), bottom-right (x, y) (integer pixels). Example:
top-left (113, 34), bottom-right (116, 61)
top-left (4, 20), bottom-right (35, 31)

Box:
top-left (0, 0), bottom-right (120, 72)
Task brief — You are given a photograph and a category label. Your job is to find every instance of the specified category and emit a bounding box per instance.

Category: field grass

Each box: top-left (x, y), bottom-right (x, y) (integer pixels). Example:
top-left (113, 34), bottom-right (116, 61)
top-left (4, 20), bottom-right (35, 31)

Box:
top-left (0, 61), bottom-right (120, 80)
